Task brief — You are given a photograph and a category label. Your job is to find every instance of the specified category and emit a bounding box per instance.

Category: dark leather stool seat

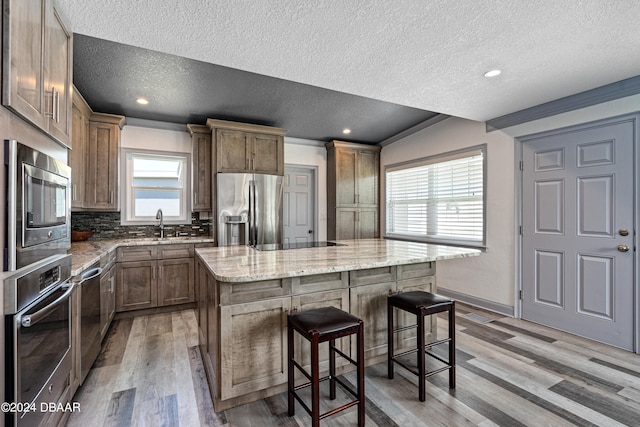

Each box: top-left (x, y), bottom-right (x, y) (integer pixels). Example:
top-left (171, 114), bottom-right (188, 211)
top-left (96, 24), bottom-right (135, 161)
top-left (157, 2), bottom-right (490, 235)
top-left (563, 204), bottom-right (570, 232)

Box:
top-left (288, 306), bottom-right (365, 426)
top-left (387, 291), bottom-right (455, 402)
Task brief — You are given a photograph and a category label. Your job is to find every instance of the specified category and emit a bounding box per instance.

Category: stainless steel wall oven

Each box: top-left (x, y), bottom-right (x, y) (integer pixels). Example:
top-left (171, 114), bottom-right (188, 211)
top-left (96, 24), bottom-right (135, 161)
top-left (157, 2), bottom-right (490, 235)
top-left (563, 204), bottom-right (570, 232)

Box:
top-left (4, 140), bottom-right (71, 271)
top-left (4, 254), bottom-right (73, 426)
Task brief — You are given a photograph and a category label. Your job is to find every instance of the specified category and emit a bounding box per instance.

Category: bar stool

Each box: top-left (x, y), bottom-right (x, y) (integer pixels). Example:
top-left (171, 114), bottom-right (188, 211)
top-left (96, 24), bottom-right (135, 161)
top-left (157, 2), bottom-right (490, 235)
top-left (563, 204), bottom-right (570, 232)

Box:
top-left (287, 306), bottom-right (365, 427)
top-left (387, 291), bottom-right (455, 402)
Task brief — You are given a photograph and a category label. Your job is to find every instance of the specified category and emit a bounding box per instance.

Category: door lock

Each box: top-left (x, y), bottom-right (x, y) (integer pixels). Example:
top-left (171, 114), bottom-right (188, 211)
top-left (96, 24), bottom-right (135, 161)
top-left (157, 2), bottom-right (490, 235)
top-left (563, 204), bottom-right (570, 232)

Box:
top-left (619, 228), bottom-right (629, 236)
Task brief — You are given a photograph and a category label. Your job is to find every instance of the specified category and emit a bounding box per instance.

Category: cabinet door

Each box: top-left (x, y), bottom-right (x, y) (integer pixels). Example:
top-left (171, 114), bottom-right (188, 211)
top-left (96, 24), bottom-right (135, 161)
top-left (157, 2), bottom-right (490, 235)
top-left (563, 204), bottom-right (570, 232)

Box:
top-left (70, 104), bottom-right (87, 208)
top-left (100, 268), bottom-right (110, 339)
top-left (3, 0), bottom-right (46, 128)
top-left (335, 208), bottom-right (357, 240)
top-left (357, 150), bottom-right (379, 206)
top-left (86, 122), bottom-right (119, 210)
top-left (116, 261), bottom-right (157, 311)
top-left (335, 148), bottom-right (358, 206)
top-left (107, 266), bottom-right (116, 325)
top-left (219, 297), bottom-right (290, 399)
top-left (350, 281), bottom-right (396, 361)
top-left (217, 129), bottom-right (249, 172)
top-left (192, 131), bottom-right (212, 211)
top-left (358, 208), bottom-right (379, 239)
top-left (44, 3), bottom-right (72, 145)
top-left (157, 258), bottom-right (195, 306)
top-left (251, 134), bottom-right (283, 175)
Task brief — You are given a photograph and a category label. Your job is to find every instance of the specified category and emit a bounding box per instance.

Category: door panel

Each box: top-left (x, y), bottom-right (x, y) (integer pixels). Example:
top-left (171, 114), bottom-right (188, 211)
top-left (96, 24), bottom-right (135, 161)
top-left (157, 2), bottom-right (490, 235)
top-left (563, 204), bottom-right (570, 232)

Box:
top-left (283, 167), bottom-right (315, 244)
top-left (522, 117), bottom-right (635, 350)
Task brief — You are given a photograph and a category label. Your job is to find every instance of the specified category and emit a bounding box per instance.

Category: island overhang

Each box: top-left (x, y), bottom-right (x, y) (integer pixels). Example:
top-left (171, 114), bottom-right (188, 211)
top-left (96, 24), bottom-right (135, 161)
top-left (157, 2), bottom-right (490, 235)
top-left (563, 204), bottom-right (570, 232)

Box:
top-left (195, 238), bottom-right (481, 282)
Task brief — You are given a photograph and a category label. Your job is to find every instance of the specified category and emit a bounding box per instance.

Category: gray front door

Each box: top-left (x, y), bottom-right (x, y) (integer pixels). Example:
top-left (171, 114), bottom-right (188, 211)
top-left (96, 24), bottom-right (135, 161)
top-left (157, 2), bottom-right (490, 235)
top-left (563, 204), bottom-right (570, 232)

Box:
top-left (522, 116), bottom-right (635, 351)
top-left (283, 166), bottom-right (315, 244)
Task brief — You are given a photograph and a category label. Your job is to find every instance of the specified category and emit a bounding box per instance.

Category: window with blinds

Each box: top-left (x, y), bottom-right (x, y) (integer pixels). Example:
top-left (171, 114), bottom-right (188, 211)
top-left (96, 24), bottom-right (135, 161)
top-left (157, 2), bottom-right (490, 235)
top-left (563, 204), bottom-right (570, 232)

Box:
top-left (385, 145), bottom-right (485, 247)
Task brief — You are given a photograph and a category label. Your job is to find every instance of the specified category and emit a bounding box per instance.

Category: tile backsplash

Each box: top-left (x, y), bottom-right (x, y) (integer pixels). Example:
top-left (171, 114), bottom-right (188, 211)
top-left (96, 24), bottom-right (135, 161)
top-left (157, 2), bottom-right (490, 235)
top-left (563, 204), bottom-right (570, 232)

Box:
top-left (71, 211), bottom-right (212, 240)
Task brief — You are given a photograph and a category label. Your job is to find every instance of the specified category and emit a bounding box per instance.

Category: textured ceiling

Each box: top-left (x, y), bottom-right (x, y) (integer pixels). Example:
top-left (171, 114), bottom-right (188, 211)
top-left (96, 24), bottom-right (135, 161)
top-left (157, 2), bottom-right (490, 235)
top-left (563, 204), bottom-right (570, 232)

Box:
top-left (56, 0), bottom-right (640, 123)
top-left (72, 35), bottom-right (439, 143)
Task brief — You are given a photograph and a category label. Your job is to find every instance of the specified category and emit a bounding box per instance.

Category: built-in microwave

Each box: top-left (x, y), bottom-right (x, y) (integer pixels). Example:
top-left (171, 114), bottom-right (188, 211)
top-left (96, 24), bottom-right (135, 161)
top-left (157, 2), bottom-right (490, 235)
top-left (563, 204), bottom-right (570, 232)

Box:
top-left (4, 140), bottom-right (71, 271)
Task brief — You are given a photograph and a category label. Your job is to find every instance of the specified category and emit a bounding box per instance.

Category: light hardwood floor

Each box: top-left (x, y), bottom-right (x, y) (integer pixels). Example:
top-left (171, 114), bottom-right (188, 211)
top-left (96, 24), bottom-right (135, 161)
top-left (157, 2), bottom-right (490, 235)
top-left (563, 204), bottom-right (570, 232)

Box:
top-left (66, 304), bottom-right (640, 426)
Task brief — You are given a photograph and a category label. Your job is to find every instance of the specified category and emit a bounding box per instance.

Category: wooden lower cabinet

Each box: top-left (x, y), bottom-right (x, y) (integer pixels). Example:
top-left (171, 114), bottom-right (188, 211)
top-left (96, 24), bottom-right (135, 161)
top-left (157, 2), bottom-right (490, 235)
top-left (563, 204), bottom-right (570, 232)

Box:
top-left (335, 208), bottom-right (379, 239)
top-left (219, 297), bottom-right (291, 400)
top-left (198, 262), bottom-right (436, 411)
top-left (349, 280), bottom-right (395, 361)
top-left (116, 244), bottom-right (197, 312)
top-left (116, 260), bottom-right (157, 311)
top-left (158, 258), bottom-right (195, 306)
top-left (100, 263), bottom-right (116, 339)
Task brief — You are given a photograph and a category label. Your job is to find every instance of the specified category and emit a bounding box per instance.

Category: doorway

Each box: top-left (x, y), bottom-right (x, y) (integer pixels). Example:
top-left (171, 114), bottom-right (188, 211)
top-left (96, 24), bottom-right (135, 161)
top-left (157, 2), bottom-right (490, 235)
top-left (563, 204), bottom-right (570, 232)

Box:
top-left (283, 165), bottom-right (317, 244)
top-left (520, 114), bottom-right (639, 352)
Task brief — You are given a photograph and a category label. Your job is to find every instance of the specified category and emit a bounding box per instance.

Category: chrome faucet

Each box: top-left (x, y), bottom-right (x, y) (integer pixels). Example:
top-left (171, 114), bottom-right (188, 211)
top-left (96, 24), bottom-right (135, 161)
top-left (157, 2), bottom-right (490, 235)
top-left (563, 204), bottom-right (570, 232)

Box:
top-left (155, 208), bottom-right (164, 238)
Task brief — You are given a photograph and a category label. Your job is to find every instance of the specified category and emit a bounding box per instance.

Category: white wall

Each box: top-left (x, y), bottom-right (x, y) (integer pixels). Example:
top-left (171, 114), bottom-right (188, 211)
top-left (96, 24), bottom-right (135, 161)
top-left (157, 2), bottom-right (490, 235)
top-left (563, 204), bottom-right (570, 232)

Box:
top-left (381, 117), bottom-right (517, 308)
top-left (121, 124), bottom-right (191, 152)
top-left (381, 93), bottom-right (640, 313)
top-left (284, 137), bottom-right (328, 241)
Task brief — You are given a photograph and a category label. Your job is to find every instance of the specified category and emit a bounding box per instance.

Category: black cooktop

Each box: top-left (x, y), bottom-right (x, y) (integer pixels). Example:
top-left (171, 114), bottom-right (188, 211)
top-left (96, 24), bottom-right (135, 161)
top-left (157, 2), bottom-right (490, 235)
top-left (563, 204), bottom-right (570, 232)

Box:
top-left (251, 241), bottom-right (346, 251)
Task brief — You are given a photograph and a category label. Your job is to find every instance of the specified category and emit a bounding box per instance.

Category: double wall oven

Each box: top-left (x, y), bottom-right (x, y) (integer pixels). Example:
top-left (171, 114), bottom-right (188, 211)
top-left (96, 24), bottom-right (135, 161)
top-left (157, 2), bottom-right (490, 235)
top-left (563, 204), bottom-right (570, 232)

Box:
top-left (4, 140), bottom-right (73, 426)
top-left (4, 254), bottom-right (73, 426)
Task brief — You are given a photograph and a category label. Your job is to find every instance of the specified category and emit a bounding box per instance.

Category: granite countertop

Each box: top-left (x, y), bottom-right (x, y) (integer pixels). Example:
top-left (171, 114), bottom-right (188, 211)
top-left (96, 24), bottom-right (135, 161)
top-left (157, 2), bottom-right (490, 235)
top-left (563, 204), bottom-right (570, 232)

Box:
top-left (195, 238), bottom-right (481, 282)
top-left (69, 237), bottom-right (215, 277)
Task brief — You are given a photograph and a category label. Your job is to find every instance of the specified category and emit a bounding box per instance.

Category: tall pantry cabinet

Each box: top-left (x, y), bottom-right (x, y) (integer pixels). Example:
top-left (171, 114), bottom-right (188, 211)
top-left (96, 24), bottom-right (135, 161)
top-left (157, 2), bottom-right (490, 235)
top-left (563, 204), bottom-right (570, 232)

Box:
top-left (326, 141), bottom-right (381, 240)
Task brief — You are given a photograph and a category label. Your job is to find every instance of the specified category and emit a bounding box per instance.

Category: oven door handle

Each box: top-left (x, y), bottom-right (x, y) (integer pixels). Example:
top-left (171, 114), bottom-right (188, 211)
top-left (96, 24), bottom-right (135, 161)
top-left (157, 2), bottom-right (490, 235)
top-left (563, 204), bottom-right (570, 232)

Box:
top-left (20, 282), bottom-right (74, 328)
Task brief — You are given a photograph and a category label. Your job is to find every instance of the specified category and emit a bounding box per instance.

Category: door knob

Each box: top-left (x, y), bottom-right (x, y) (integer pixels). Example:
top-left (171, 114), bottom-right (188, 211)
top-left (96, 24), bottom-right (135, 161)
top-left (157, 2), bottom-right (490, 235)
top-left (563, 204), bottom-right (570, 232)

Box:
top-left (308, 229), bottom-right (313, 234)
top-left (617, 244), bottom-right (630, 252)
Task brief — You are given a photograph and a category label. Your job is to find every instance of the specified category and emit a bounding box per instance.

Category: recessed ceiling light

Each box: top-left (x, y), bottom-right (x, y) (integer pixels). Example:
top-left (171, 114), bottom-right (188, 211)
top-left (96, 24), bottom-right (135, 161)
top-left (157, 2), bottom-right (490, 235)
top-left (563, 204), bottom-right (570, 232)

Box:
top-left (342, 128), bottom-right (351, 134)
top-left (484, 69), bottom-right (502, 78)
top-left (136, 97), bottom-right (149, 105)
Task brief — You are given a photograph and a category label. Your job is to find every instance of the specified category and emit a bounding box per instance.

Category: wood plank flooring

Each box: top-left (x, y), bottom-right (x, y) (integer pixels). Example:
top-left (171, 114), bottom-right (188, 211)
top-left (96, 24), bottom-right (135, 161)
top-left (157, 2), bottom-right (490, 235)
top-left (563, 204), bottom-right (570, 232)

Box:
top-left (66, 304), bottom-right (640, 426)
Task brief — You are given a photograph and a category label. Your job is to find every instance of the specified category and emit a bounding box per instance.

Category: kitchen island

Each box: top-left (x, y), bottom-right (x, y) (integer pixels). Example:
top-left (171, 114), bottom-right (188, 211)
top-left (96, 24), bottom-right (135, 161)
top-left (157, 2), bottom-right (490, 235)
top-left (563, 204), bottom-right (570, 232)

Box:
top-left (195, 239), bottom-right (480, 411)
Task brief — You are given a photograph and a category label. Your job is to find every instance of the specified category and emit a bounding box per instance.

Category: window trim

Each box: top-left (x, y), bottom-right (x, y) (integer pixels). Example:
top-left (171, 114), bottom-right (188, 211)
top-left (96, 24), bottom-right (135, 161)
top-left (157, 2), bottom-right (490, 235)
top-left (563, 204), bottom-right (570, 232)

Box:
top-left (384, 144), bottom-right (487, 248)
top-left (120, 148), bottom-right (191, 225)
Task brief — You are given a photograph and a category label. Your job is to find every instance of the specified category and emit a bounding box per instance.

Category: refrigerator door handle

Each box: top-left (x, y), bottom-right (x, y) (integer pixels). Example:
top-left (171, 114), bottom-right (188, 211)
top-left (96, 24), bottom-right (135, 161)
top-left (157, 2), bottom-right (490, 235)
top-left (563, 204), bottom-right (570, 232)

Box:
top-left (248, 180), bottom-right (256, 246)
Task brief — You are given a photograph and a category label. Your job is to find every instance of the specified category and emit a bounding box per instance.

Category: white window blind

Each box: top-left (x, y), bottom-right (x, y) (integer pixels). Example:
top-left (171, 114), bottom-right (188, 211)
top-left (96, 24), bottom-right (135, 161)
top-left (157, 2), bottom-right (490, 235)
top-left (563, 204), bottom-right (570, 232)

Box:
top-left (385, 147), bottom-right (485, 247)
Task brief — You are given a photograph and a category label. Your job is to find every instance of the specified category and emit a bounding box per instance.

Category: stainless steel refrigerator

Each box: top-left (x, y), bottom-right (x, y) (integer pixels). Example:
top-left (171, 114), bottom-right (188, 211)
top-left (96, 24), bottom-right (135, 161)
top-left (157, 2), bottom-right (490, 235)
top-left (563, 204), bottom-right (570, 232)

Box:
top-left (216, 173), bottom-right (283, 246)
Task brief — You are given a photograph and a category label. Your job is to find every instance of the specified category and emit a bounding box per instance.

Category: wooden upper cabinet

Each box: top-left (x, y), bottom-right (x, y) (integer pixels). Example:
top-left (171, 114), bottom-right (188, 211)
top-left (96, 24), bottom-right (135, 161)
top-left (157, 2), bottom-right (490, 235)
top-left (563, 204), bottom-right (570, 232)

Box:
top-left (44, 2), bottom-right (72, 145)
top-left (356, 149), bottom-right (379, 206)
top-left (69, 88), bottom-right (125, 211)
top-left (70, 89), bottom-right (91, 209)
top-left (85, 114), bottom-right (125, 210)
top-left (187, 124), bottom-right (212, 212)
top-left (251, 133), bottom-right (282, 174)
top-left (216, 128), bottom-right (250, 172)
top-left (326, 141), bottom-right (381, 240)
top-left (208, 119), bottom-right (285, 176)
top-left (2, 0), bottom-right (72, 147)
